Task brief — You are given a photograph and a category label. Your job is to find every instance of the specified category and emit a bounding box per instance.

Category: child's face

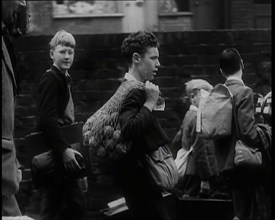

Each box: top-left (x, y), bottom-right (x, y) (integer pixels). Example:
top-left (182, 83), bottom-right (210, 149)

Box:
top-left (50, 44), bottom-right (74, 72)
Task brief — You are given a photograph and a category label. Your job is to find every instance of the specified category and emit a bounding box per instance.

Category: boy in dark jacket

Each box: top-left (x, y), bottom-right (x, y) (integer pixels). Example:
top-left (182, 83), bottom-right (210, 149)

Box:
top-left (112, 31), bottom-right (178, 220)
top-left (37, 30), bottom-right (85, 220)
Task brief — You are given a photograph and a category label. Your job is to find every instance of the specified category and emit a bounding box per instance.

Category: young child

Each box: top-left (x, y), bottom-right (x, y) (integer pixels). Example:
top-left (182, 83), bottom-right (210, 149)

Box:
top-left (172, 79), bottom-right (228, 199)
top-left (36, 30), bottom-right (85, 220)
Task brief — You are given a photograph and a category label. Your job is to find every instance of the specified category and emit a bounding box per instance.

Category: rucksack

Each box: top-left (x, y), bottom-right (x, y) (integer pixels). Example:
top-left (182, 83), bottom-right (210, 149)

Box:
top-left (196, 83), bottom-right (233, 139)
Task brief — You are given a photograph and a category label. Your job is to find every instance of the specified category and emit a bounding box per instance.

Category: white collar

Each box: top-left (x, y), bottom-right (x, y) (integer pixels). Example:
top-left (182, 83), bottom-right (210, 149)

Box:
top-left (53, 63), bottom-right (69, 77)
top-left (189, 104), bottom-right (198, 111)
top-left (227, 75), bottom-right (244, 84)
top-left (124, 72), bottom-right (138, 81)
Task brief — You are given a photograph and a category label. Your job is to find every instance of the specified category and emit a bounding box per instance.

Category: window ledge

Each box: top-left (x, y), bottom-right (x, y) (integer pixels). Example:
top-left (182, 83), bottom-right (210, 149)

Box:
top-left (159, 12), bottom-right (193, 17)
top-left (53, 13), bottom-right (124, 19)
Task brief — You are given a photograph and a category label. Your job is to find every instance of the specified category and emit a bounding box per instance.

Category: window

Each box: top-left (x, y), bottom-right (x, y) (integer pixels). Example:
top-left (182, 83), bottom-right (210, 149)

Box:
top-left (53, 0), bottom-right (122, 18)
top-left (159, 0), bottom-right (190, 13)
top-left (254, 0), bottom-right (271, 3)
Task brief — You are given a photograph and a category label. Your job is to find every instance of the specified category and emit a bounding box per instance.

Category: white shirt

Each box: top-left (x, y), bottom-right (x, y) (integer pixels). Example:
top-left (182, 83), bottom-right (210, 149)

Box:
top-left (189, 104), bottom-right (198, 112)
top-left (124, 72), bottom-right (138, 81)
top-left (227, 75), bottom-right (244, 85)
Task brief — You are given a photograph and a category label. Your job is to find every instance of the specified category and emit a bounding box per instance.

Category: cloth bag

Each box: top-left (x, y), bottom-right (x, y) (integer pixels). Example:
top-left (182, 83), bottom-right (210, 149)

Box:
top-left (175, 147), bottom-right (193, 181)
top-left (233, 97), bottom-right (263, 168)
top-left (234, 140), bottom-right (262, 166)
top-left (143, 146), bottom-right (179, 191)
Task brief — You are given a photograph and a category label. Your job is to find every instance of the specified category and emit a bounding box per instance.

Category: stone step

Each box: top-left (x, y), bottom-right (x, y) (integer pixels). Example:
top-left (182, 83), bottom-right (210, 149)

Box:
top-left (90, 195), bottom-right (233, 220)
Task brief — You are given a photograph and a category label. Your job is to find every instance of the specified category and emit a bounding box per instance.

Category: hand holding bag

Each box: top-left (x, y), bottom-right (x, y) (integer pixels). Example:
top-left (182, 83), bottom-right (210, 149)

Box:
top-left (32, 148), bottom-right (86, 187)
top-left (143, 146), bottom-right (179, 191)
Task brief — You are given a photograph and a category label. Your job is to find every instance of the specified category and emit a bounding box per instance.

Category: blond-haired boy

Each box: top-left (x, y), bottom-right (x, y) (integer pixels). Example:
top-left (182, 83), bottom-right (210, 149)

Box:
top-left (36, 30), bottom-right (85, 220)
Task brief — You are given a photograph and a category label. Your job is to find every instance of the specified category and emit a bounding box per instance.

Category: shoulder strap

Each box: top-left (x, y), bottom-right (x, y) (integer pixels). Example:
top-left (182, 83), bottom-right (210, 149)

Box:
top-left (223, 84), bottom-right (241, 139)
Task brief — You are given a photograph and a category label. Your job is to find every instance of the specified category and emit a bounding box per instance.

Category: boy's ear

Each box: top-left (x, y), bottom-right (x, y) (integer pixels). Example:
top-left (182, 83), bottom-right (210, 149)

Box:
top-left (133, 53), bottom-right (140, 64)
top-left (240, 59), bottom-right (244, 70)
top-left (50, 49), bottom-right (54, 59)
top-left (219, 68), bottom-right (226, 78)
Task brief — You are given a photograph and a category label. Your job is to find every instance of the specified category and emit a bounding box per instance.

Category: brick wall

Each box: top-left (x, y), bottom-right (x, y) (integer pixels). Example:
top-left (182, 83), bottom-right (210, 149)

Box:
top-left (231, 0), bottom-right (271, 28)
top-left (13, 29), bottom-right (271, 141)
top-left (231, 0), bottom-right (254, 28)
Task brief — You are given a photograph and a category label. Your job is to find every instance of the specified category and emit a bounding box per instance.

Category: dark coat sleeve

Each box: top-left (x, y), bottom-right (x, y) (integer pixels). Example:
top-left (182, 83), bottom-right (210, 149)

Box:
top-left (234, 86), bottom-right (261, 148)
top-left (119, 88), bottom-right (154, 139)
top-left (37, 72), bottom-right (70, 153)
top-left (119, 88), bottom-right (168, 152)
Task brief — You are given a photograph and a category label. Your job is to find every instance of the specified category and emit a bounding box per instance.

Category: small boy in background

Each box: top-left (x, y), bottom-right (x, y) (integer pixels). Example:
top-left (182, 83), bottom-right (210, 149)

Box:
top-left (172, 79), bottom-right (229, 199)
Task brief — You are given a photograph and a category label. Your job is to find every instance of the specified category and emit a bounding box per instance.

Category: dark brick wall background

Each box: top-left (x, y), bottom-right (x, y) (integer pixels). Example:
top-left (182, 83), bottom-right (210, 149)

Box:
top-left (12, 29), bottom-right (271, 218)
top-left (14, 29), bottom-right (271, 141)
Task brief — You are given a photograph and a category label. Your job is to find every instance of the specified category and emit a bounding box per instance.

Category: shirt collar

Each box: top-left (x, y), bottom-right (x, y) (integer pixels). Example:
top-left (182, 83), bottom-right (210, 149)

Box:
top-left (53, 63), bottom-right (69, 77)
top-left (227, 75), bottom-right (244, 84)
top-left (189, 104), bottom-right (198, 111)
top-left (124, 72), bottom-right (137, 81)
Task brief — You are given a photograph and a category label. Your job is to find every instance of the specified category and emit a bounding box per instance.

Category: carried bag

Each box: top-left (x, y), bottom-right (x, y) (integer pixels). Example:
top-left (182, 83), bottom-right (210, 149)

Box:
top-left (234, 140), bottom-right (262, 166)
top-left (32, 147), bottom-right (86, 187)
top-left (31, 150), bottom-right (63, 187)
top-left (27, 123), bottom-right (85, 187)
top-left (82, 80), bottom-right (144, 163)
top-left (175, 147), bottom-right (193, 181)
top-left (233, 98), bottom-right (263, 167)
top-left (143, 146), bottom-right (179, 191)
top-left (197, 84), bottom-right (233, 139)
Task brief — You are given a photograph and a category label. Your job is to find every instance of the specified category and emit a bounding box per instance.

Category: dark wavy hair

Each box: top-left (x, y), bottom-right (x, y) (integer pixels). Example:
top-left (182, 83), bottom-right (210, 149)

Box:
top-left (121, 31), bottom-right (158, 65)
top-left (219, 48), bottom-right (242, 76)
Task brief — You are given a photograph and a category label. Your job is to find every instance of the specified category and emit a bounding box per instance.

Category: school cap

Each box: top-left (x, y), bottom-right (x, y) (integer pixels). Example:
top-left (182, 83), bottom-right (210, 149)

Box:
top-left (185, 79), bottom-right (213, 95)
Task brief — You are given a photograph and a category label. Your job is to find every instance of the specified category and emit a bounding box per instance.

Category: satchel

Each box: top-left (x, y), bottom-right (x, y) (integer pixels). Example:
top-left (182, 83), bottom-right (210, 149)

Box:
top-left (32, 149), bottom-right (86, 187)
top-left (31, 150), bottom-right (64, 187)
top-left (27, 123), bottom-right (86, 187)
top-left (234, 140), bottom-right (262, 166)
top-left (143, 146), bottom-right (179, 191)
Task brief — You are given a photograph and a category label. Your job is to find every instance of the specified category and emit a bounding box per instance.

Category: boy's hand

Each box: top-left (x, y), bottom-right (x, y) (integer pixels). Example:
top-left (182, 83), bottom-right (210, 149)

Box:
top-left (144, 81), bottom-right (160, 111)
top-left (62, 148), bottom-right (83, 172)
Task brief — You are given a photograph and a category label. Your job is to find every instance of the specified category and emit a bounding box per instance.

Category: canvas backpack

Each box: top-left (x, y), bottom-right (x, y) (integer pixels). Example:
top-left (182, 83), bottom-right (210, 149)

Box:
top-left (196, 83), bottom-right (233, 139)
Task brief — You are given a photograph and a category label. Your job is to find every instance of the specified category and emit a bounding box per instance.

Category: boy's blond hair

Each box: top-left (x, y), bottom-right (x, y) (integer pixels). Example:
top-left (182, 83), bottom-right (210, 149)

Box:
top-left (185, 79), bottom-right (213, 97)
top-left (49, 30), bottom-right (76, 49)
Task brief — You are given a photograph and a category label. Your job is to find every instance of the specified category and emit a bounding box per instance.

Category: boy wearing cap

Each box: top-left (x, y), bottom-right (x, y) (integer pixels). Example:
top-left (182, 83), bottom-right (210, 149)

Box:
top-left (172, 79), bottom-right (226, 198)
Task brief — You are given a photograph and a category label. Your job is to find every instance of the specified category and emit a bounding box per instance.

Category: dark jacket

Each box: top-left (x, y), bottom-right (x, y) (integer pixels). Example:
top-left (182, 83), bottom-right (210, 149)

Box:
top-left (37, 65), bottom-right (71, 153)
top-left (2, 35), bottom-right (20, 198)
top-left (214, 79), bottom-right (261, 173)
top-left (113, 86), bottom-right (169, 195)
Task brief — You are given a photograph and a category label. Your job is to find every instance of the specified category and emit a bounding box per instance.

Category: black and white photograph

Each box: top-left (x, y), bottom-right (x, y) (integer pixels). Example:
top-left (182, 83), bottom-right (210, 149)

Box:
top-left (2, 0), bottom-right (271, 220)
